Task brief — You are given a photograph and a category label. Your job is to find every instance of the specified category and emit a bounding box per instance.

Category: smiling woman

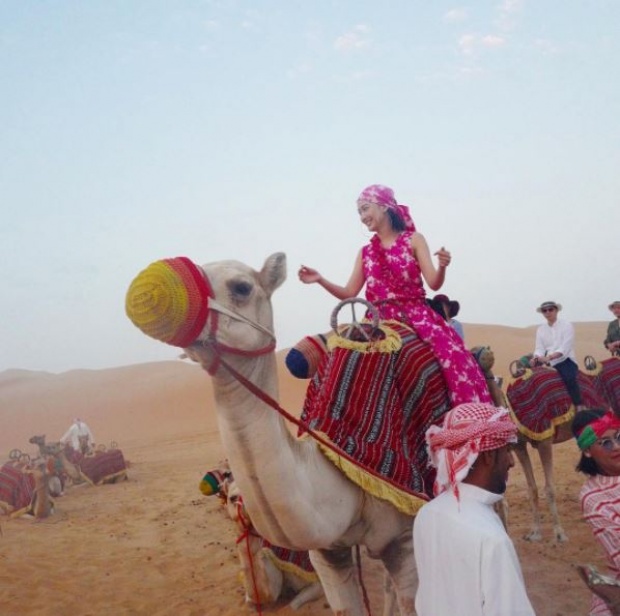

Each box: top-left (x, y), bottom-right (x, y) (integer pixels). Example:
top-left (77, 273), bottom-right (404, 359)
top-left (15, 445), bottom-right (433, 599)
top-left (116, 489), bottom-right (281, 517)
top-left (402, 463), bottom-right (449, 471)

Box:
top-left (298, 184), bottom-right (491, 407)
top-left (573, 409), bottom-right (620, 615)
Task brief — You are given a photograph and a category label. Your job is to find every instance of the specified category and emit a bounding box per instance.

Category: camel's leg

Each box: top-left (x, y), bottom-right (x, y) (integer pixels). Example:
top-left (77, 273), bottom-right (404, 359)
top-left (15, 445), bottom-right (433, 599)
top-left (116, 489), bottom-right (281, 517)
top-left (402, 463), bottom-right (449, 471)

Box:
top-left (309, 547), bottom-right (364, 616)
top-left (513, 441), bottom-right (543, 541)
top-left (376, 529), bottom-right (416, 616)
top-left (537, 439), bottom-right (568, 543)
top-left (381, 574), bottom-right (397, 616)
top-left (287, 581), bottom-right (324, 610)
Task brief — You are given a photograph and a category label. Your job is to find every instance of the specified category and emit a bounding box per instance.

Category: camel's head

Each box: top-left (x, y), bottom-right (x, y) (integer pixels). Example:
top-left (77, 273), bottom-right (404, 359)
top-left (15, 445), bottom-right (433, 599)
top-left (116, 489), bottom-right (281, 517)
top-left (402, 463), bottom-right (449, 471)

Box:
top-left (29, 435), bottom-right (45, 445)
top-left (471, 346), bottom-right (495, 373)
top-left (125, 253), bottom-right (287, 372)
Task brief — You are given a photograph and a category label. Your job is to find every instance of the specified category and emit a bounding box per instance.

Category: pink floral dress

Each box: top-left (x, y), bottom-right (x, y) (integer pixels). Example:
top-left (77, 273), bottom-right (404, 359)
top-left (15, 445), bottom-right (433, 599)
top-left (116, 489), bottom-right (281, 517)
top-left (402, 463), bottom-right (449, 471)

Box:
top-left (362, 231), bottom-right (491, 406)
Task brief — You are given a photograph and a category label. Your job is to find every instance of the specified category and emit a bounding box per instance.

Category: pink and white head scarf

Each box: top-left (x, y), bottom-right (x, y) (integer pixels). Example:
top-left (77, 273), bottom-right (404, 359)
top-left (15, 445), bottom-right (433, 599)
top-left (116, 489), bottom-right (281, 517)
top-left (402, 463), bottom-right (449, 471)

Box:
top-left (357, 184), bottom-right (416, 231)
top-left (426, 402), bottom-right (517, 499)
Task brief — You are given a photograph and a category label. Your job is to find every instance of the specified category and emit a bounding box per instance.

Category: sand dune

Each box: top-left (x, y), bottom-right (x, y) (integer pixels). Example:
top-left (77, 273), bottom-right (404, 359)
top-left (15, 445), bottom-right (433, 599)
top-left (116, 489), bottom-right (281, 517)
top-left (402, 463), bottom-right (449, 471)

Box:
top-left (0, 322), bottom-right (615, 615)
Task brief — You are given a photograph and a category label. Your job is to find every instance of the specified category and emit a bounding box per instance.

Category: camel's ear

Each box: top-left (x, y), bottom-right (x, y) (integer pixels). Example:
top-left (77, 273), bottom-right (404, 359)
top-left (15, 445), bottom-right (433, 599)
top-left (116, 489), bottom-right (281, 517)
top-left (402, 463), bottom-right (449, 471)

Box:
top-left (259, 252), bottom-right (286, 297)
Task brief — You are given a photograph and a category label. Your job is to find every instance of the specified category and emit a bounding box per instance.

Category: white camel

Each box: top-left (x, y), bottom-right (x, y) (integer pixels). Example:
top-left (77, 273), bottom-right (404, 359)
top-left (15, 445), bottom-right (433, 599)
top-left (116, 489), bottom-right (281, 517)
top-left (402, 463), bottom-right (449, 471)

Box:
top-left (126, 253), bottom-right (417, 616)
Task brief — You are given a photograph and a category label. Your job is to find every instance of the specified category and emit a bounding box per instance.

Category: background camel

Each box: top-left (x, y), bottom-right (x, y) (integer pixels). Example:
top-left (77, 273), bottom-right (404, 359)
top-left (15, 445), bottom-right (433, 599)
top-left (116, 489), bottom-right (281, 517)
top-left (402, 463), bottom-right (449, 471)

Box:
top-left (583, 356), bottom-right (620, 416)
top-left (125, 252), bottom-right (456, 616)
top-left (225, 479), bottom-right (325, 611)
top-left (199, 463), bottom-right (324, 610)
top-left (505, 359), bottom-right (607, 542)
top-left (0, 452), bottom-right (52, 519)
top-left (29, 435), bottom-right (85, 487)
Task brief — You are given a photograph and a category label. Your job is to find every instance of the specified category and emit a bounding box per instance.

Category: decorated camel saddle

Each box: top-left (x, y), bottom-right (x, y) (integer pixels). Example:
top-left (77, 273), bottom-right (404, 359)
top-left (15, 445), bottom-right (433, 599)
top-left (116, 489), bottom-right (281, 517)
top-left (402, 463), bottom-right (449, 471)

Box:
top-left (583, 355), bottom-right (620, 416)
top-left (67, 444), bottom-right (128, 486)
top-left (288, 299), bottom-right (452, 514)
top-left (0, 450), bottom-right (51, 518)
top-left (507, 357), bottom-right (607, 440)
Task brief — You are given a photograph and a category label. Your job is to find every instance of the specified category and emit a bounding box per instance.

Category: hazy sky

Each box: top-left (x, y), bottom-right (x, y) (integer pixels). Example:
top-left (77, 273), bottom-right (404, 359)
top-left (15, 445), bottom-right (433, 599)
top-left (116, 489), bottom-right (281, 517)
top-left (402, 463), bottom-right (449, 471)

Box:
top-left (2, 1), bottom-right (619, 373)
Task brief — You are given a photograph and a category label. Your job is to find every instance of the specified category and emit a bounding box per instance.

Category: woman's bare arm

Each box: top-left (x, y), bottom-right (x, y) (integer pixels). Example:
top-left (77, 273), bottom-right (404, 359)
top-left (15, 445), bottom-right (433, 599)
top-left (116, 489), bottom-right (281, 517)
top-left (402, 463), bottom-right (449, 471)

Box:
top-left (411, 232), bottom-right (450, 291)
top-left (298, 250), bottom-right (365, 300)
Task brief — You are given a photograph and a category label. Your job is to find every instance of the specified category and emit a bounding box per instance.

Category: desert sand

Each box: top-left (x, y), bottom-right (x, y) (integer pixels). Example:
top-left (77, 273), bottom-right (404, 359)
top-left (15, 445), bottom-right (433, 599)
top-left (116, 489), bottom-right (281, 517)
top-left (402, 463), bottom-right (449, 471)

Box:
top-left (0, 322), bottom-right (614, 615)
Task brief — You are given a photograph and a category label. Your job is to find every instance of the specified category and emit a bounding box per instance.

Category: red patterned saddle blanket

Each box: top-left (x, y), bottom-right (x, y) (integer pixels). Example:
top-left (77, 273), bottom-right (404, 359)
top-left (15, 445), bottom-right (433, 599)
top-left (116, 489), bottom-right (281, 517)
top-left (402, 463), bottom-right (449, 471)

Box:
top-left (299, 321), bottom-right (451, 514)
top-left (79, 449), bottom-right (128, 485)
top-left (0, 463), bottom-right (35, 515)
top-left (507, 367), bottom-right (606, 440)
top-left (588, 357), bottom-right (620, 416)
top-left (260, 541), bottom-right (318, 580)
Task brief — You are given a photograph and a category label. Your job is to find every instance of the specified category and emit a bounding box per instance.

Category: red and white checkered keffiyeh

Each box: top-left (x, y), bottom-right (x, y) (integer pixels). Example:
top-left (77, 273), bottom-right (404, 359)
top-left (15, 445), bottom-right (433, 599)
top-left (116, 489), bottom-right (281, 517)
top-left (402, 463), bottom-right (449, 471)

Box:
top-left (426, 402), bottom-right (518, 498)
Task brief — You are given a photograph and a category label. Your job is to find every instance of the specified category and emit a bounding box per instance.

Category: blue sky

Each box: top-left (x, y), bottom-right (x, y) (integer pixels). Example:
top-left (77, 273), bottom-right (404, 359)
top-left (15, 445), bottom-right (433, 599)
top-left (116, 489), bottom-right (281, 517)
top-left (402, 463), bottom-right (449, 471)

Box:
top-left (1, 1), bottom-right (619, 373)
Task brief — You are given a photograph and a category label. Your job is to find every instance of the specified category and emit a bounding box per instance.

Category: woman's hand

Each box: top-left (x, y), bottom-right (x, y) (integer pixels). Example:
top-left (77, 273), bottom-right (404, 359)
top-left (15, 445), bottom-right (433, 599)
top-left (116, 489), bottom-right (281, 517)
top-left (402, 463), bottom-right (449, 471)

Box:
top-left (298, 265), bottom-right (321, 284)
top-left (434, 246), bottom-right (452, 269)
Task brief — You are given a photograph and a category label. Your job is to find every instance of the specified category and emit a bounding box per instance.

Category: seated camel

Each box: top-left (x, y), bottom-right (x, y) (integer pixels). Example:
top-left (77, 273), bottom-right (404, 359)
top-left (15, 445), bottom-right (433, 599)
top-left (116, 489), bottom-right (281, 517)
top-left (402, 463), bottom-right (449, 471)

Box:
top-left (225, 479), bottom-right (325, 611)
top-left (30, 436), bottom-right (85, 488)
top-left (29, 435), bottom-right (73, 495)
top-left (198, 464), bottom-right (325, 610)
top-left (0, 452), bottom-right (53, 519)
top-left (76, 445), bottom-right (128, 486)
top-left (30, 436), bottom-right (128, 487)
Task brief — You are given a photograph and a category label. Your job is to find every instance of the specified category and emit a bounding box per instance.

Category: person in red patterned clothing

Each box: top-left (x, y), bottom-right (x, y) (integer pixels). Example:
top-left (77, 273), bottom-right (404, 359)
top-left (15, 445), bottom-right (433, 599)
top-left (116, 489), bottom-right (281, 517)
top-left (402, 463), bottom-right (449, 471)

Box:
top-left (298, 184), bottom-right (490, 406)
top-left (573, 408), bottom-right (620, 616)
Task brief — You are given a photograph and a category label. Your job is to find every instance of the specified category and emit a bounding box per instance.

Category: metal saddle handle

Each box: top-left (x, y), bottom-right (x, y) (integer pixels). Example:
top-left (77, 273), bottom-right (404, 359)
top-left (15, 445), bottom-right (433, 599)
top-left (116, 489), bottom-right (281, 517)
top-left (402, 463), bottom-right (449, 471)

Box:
top-left (330, 297), bottom-right (380, 341)
top-left (584, 355), bottom-right (598, 371)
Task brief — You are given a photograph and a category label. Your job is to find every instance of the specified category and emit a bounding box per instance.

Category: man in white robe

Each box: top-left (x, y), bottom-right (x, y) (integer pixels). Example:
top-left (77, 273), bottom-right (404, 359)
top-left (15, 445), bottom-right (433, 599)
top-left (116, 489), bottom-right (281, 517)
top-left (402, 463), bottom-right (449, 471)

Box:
top-left (413, 402), bottom-right (536, 616)
top-left (60, 418), bottom-right (95, 454)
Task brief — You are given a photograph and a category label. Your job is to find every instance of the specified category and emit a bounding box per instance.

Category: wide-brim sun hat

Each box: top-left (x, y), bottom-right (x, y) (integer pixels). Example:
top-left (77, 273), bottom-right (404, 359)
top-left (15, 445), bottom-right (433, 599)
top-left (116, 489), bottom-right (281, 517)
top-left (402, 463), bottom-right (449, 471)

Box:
top-left (608, 301), bottom-right (620, 311)
top-left (125, 256), bottom-right (210, 348)
top-left (432, 294), bottom-right (460, 318)
top-left (536, 300), bottom-right (562, 313)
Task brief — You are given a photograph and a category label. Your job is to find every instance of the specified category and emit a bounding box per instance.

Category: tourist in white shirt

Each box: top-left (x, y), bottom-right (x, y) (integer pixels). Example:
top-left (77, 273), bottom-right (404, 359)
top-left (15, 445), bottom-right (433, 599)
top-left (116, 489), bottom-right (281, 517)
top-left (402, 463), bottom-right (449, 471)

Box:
top-left (413, 402), bottom-right (536, 616)
top-left (60, 418), bottom-right (95, 454)
top-left (529, 300), bottom-right (584, 409)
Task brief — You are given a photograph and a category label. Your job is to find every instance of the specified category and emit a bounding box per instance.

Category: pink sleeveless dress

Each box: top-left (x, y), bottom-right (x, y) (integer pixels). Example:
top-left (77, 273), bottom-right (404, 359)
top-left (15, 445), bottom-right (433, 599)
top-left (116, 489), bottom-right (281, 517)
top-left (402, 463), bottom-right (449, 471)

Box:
top-left (362, 231), bottom-right (491, 406)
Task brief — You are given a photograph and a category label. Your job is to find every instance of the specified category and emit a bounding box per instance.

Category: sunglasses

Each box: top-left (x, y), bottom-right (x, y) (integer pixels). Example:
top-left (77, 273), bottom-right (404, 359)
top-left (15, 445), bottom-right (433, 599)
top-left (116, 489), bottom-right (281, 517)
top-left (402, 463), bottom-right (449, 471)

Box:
top-left (595, 431), bottom-right (620, 452)
top-left (541, 307), bottom-right (557, 313)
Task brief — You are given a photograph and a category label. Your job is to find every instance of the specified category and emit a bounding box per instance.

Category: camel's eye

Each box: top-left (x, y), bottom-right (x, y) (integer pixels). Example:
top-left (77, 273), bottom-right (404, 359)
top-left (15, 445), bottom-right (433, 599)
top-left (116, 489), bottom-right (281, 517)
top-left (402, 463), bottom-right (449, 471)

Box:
top-left (228, 279), bottom-right (253, 301)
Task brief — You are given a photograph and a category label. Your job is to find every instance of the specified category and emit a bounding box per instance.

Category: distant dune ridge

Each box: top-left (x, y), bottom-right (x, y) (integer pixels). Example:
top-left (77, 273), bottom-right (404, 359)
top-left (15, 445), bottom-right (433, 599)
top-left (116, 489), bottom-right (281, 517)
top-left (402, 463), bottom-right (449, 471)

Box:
top-left (0, 322), bottom-right (609, 457)
top-left (0, 321), bottom-right (613, 615)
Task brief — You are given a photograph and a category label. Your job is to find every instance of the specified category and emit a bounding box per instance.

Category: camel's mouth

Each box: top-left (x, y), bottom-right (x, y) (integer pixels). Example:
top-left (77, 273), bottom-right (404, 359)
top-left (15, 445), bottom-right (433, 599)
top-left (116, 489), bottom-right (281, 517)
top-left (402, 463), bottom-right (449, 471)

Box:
top-left (125, 257), bottom-right (211, 348)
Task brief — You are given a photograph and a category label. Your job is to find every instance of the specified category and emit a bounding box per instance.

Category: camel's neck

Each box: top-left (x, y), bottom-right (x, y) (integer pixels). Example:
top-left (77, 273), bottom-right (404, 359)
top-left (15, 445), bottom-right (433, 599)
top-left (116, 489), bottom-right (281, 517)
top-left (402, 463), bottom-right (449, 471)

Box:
top-left (58, 452), bottom-right (82, 480)
top-left (31, 470), bottom-right (51, 519)
top-left (213, 352), bottom-right (339, 548)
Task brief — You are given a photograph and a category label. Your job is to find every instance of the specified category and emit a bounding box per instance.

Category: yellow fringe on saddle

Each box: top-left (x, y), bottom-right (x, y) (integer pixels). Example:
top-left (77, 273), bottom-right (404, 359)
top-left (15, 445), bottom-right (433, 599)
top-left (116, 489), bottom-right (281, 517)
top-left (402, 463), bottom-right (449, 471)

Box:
top-left (311, 432), bottom-right (427, 517)
top-left (328, 321), bottom-right (407, 355)
top-left (508, 405), bottom-right (576, 441)
top-left (262, 549), bottom-right (319, 583)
